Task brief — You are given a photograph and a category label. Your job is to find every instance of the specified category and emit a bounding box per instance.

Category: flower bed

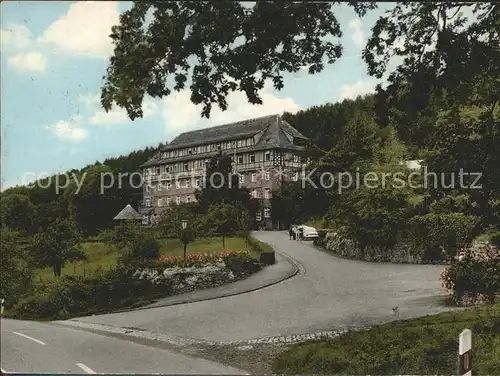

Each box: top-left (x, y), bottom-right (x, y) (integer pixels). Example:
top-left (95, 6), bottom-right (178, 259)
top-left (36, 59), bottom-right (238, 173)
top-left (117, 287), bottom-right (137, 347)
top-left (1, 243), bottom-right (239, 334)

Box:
top-left (133, 250), bottom-right (261, 295)
top-left (440, 242), bottom-right (500, 306)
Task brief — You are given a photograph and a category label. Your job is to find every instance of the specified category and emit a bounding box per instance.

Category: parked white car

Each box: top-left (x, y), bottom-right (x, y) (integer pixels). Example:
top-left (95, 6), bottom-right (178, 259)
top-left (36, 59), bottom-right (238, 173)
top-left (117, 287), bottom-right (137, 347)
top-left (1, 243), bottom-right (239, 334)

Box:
top-left (296, 225), bottom-right (319, 240)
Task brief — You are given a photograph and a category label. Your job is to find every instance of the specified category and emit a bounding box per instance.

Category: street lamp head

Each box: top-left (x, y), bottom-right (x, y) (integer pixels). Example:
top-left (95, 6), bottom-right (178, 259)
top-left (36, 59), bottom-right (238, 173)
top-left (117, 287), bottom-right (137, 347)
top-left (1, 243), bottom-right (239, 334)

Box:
top-left (181, 219), bottom-right (188, 230)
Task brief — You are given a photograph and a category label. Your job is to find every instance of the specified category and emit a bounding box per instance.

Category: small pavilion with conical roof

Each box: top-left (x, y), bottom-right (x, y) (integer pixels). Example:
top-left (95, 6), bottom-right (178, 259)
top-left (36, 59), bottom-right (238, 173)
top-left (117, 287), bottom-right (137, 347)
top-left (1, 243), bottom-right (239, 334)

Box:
top-left (113, 204), bottom-right (142, 221)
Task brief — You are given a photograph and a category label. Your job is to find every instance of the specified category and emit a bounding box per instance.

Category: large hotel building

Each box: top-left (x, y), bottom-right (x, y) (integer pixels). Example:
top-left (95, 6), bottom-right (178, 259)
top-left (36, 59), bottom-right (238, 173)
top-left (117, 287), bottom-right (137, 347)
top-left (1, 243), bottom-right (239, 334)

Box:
top-left (138, 114), bottom-right (309, 229)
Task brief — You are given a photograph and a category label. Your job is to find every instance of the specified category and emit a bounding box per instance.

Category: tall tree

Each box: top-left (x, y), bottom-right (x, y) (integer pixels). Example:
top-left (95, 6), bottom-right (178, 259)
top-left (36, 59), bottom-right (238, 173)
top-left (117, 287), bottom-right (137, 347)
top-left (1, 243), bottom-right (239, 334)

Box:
top-left (30, 217), bottom-right (85, 277)
top-left (0, 227), bottom-right (33, 302)
top-left (101, 1), bottom-right (376, 120)
top-left (0, 194), bottom-right (36, 233)
top-left (364, 2), bottom-right (499, 225)
top-left (195, 152), bottom-right (257, 214)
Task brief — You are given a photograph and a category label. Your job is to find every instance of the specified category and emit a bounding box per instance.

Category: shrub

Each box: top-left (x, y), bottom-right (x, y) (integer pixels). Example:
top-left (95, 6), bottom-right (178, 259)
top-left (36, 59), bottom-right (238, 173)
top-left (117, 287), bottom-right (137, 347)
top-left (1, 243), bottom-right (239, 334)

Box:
top-left (407, 213), bottom-right (480, 261)
top-left (245, 236), bottom-right (275, 265)
top-left (489, 231), bottom-right (500, 247)
top-left (429, 194), bottom-right (470, 214)
top-left (314, 230), bottom-right (328, 247)
top-left (440, 244), bottom-right (500, 306)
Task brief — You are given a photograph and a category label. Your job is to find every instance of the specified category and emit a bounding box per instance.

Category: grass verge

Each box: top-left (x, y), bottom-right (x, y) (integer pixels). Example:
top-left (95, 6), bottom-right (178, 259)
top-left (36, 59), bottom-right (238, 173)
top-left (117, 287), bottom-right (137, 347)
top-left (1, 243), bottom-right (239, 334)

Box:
top-left (273, 304), bottom-right (500, 375)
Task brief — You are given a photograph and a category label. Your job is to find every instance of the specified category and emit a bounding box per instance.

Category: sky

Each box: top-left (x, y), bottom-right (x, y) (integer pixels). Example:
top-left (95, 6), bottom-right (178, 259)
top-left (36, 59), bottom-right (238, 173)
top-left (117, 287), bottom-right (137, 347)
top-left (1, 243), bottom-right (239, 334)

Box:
top-left (1, 1), bottom-right (397, 190)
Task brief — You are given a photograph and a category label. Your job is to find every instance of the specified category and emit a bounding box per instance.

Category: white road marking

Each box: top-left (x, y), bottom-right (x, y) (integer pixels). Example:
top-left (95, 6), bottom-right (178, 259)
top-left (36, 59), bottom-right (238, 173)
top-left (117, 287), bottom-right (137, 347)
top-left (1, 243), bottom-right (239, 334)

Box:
top-left (76, 363), bottom-right (96, 374)
top-left (12, 331), bottom-right (46, 345)
top-left (1, 367), bottom-right (8, 373)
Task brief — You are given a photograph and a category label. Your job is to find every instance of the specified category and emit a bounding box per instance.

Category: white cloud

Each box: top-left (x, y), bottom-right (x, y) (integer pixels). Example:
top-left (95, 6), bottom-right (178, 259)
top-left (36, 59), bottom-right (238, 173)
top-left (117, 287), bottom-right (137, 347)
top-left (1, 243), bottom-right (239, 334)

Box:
top-left (50, 117), bottom-right (88, 142)
top-left (89, 100), bottom-right (158, 126)
top-left (338, 79), bottom-right (377, 101)
top-left (77, 93), bottom-right (101, 106)
top-left (8, 52), bottom-right (47, 73)
top-left (37, 1), bottom-right (120, 59)
top-left (348, 18), bottom-right (365, 48)
top-left (0, 23), bottom-right (33, 50)
top-left (162, 81), bottom-right (301, 133)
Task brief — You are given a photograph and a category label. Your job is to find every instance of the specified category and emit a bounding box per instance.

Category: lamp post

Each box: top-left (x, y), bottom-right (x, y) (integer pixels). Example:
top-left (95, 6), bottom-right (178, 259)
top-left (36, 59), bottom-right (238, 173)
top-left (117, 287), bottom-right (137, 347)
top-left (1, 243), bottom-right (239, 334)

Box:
top-left (181, 219), bottom-right (188, 260)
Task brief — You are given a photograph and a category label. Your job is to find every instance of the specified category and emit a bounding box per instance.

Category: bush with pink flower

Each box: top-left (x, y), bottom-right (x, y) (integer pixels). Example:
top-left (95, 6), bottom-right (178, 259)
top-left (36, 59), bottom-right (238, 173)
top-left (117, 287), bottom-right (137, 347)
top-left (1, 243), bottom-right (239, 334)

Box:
top-left (440, 243), bottom-right (500, 306)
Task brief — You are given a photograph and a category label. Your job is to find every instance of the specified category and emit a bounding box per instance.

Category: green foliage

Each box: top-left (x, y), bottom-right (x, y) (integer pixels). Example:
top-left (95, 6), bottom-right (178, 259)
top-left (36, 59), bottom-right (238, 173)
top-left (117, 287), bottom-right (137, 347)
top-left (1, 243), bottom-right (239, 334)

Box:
top-left (121, 236), bottom-right (160, 265)
top-left (203, 203), bottom-right (250, 238)
top-left (490, 231), bottom-right (500, 247)
top-left (429, 194), bottom-right (471, 214)
top-left (158, 203), bottom-right (201, 243)
top-left (0, 194), bottom-right (36, 233)
top-left (9, 267), bottom-right (170, 320)
top-left (30, 217), bottom-right (85, 277)
top-left (245, 236), bottom-right (275, 265)
top-left (440, 245), bottom-right (500, 305)
top-left (273, 304), bottom-right (500, 375)
top-left (407, 213), bottom-right (480, 261)
top-left (101, 2), bottom-right (376, 120)
top-left (195, 152), bottom-right (257, 215)
top-left (330, 184), bottom-right (410, 250)
top-left (0, 227), bottom-right (33, 305)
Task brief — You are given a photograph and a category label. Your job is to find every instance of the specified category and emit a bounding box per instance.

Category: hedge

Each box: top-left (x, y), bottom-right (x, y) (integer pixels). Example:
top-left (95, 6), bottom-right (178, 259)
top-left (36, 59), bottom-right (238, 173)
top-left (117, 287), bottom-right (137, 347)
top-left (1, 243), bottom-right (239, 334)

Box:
top-left (246, 236), bottom-right (275, 265)
top-left (407, 213), bottom-right (480, 261)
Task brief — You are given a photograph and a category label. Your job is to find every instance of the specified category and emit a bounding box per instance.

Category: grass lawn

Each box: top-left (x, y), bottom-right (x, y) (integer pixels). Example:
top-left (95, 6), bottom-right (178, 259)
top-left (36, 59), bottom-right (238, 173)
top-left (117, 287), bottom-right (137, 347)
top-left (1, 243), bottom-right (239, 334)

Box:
top-left (273, 304), bottom-right (500, 375)
top-left (35, 236), bottom-right (260, 280)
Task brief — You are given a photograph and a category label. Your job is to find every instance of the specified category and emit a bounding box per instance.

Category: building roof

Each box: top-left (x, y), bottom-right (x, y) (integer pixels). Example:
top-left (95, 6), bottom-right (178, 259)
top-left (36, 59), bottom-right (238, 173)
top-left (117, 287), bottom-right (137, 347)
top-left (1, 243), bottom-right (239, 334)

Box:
top-left (113, 204), bottom-right (142, 220)
top-left (139, 114), bottom-right (308, 168)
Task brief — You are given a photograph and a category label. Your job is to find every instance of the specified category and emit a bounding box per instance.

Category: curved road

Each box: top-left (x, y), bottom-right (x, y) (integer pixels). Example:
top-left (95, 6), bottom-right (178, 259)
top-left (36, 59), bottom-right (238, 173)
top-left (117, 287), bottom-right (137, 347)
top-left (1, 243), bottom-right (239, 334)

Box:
top-left (64, 231), bottom-right (451, 342)
top-left (0, 318), bottom-right (246, 374)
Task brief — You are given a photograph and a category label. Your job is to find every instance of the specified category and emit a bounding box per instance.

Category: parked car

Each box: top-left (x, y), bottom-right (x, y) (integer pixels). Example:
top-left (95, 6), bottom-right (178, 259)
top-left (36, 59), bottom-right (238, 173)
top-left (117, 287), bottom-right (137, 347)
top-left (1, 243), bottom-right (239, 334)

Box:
top-left (296, 225), bottom-right (319, 240)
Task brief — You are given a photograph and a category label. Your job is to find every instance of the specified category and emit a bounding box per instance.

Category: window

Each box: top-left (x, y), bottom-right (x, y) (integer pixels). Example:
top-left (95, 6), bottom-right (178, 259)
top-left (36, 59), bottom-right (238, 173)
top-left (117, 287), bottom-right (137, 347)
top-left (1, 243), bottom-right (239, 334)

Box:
top-left (195, 178), bottom-right (201, 187)
top-left (239, 174), bottom-right (244, 184)
top-left (188, 149), bottom-right (192, 155)
top-left (186, 195), bottom-right (191, 203)
top-left (264, 171), bottom-right (270, 180)
top-left (251, 189), bottom-right (258, 198)
top-left (217, 144), bottom-right (221, 150)
top-left (256, 211), bottom-right (262, 221)
top-left (250, 154), bottom-right (255, 163)
top-left (265, 151), bottom-right (271, 161)
top-left (264, 188), bottom-right (271, 199)
top-left (176, 180), bottom-right (181, 189)
top-left (156, 167), bottom-right (161, 175)
top-left (237, 140), bottom-right (242, 147)
top-left (167, 182), bottom-right (172, 189)
top-left (145, 198), bottom-right (151, 207)
top-left (157, 183), bottom-right (162, 191)
top-left (146, 185), bottom-right (150, 192)
top-left (186, 179), bottom-right (191, 188)
top-left (264, 208), bottom-right (271, 218)
top-left (184, 163), bottom-right (189, 171)
top-left (238, 156), bottom-right (243, 164)
top-left (158, 198), bottom-right (165, 207)
top-left (176, 196), bottom-right (181, 205)
top-left (251, 172), bottom-right (257, 182)
top-left (166, 197), bottom-right (171, 205)
top-left (165, 165), bottom-right (170, 173)
top-left (293, 154), bottom-right (300, 163)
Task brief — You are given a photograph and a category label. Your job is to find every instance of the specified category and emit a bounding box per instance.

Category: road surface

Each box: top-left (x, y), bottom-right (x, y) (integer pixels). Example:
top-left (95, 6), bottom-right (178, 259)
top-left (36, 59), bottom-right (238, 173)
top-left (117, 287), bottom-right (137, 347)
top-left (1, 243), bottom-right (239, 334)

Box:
top-left (0, 318), bottom-right (246, 374)
top-left (66, 231), bottom-right (451, 342)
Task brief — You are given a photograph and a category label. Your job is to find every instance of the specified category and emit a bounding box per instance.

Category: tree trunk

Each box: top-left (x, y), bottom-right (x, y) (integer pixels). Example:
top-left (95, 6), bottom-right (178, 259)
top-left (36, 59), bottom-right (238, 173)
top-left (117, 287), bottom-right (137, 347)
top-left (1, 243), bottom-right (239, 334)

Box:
top-left (183, 242), bottom-right (187, 261)
top-left (222, 235), bottom-right (225, 248)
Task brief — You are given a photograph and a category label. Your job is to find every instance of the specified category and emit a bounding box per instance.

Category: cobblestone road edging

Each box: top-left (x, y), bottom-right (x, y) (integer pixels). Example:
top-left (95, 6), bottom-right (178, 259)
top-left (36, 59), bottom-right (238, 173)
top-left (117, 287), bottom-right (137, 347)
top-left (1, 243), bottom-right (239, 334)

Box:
top-left (53, 319), bottom-right (366, 347)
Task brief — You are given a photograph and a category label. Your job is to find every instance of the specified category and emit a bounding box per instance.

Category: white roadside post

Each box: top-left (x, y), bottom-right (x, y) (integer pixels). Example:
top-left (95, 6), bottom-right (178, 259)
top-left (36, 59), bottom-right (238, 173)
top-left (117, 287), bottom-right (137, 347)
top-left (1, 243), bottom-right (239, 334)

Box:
top-left (458, 329), bottom-right (472, 376)
top-left (1, 298), bottom-right (4, 315)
